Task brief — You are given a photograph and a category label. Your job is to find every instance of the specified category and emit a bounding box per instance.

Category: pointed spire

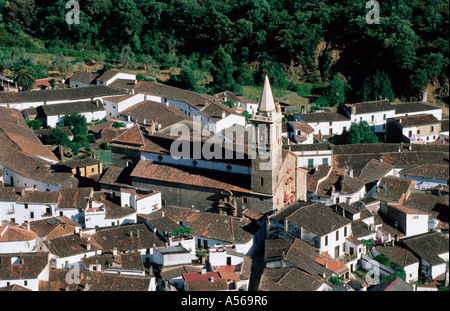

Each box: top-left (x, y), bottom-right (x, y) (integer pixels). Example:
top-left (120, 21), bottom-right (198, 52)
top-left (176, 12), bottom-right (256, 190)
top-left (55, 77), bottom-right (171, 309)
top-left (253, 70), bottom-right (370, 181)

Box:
top-left (258, 75), bottom-right (276, 113)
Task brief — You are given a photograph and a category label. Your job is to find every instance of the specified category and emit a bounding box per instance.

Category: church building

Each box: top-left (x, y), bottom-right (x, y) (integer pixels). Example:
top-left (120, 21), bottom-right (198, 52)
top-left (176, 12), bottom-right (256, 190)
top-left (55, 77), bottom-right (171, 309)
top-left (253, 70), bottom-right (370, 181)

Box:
top-left (104, 76), bottom-right (307, 215)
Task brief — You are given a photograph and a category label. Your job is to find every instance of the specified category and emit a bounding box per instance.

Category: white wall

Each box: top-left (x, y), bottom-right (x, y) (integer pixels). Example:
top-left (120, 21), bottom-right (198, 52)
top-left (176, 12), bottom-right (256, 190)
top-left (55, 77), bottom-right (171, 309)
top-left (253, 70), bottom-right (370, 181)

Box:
top-left (350, 110), bottom-right (396, 133)
top-left (0, 166), bottom-right (62, 192)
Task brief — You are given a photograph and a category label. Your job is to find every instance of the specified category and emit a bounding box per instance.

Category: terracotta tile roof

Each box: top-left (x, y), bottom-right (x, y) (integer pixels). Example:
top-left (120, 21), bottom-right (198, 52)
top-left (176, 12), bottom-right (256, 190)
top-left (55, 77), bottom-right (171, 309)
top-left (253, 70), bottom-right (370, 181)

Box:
top-left (369, 277), bottom-right (413, 291)
top-left (289, 121), bottom-right (314, 135)
top-left (57, 188), bottom-right (93, 209)
top-left (392, 101), bottom-right (442, 114)
top-left (285, 202), bottom-right (351, 236)
top-left (44, 233), bottom-right (102, 258)
top-left (264, 238), bottom-right (337, 278)
top-left (0, 150), bottom-right (78, 188)
top-left (400, 231), bottom-right (449, 266)
top-left (0, 107), bottom-right (59, 162)
top-left (394, 113), bottom-right (440, 127)
top-left (96, 70), bottom-right (123, 83)
top-left (307, 165), bottom-right (331, 192)
top-left (98, 166), bottom-right (132, 188)
top-left (0, 284), bottom-right (32, 291)
top-left (346, 99), bottom-right (394, 114)
top-left (374, 244), bottom-right (419, 267)
top-left (316, 170), bottom-right (365, 196)
top-left (183, 271), bottom-right (220, 282)
top-left (150, 206), bottom-right (256, 244)
top-left (359, 159), bottom-right (394, 183)
top-left (92, 223), bottom-right (166, 252)
top-left (399, 164), bottom-right (449, 181)
top-left (41, 269), bottom-right (152, 291)
top-left (82, 251), bottom-right (144, 272)
top-left (388, 203), bottom-right (428, 215)
top-left (259, 267), bottom-right (326, 291)
top-left (68, 71), bottom-right (99, 84)
top-left (0, 85), bottom-right (127, 104)
top-left (185, 277), bottom-right (229, 291)
top-left (92, 191), bottom-right (136, 219)
top-left (130, 161), bottom-right (252, 193)
top-left (38, 100), bottom-right (105, 117)
top-left (0, 252), bottom-right (49, 280)
top-left (403, 191), bottom-right (448, 223)
top-left (112, 124), bottom-right (146, 146)
top-left (299, 111), bottom-right (350, 123)
top-left (0, 225), bottom-right (37, 242)
top-left (159, 265), bottom-right (202, 281)
top-left (119, 100), bottom-right (190, 129)
top-left (29, 216), bottom-right (81, 238)
top-left (374, 176), bottom-right (414, 202)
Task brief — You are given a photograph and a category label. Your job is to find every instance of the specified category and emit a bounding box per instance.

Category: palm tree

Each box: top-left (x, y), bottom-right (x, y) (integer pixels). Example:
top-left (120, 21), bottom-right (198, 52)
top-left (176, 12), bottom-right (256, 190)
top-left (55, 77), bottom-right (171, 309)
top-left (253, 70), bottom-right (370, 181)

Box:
top-left (12, 67), bottom-right (35, 91)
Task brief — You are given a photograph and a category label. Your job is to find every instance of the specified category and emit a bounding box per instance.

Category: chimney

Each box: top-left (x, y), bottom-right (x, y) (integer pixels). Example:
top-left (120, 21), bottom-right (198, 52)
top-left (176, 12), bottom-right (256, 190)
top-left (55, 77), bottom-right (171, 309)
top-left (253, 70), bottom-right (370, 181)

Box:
top-left (86, 242), bottom-right (91, 251)
top-left (134, 79), bottom-right (137, 85)
top-left (113, 247), bottom-right (118, 256)
top-left (349, 169), bottom-right (353, 178)
top-left (420, 91), bottom-right (427, 102)
top-left (201, 268), bottom-right (206, 274)
top-left (26, 222), bottom-right (30, 231)
top-left (136, 229), bottom-right (140, 237)
top-left (210, 277), bottom-right (214, 282)
top-left (222, 112), bottom-right (226, 119)
top-left (127, 113), bottom-right (131, 122)
top-left (161, 211), bottom-right (165, 217)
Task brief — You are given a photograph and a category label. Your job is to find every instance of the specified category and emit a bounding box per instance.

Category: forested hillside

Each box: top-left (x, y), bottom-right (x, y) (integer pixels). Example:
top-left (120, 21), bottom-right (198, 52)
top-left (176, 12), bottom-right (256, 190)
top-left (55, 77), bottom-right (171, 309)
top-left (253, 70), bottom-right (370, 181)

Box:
top-left (0, 0), bottom-right (448, 106)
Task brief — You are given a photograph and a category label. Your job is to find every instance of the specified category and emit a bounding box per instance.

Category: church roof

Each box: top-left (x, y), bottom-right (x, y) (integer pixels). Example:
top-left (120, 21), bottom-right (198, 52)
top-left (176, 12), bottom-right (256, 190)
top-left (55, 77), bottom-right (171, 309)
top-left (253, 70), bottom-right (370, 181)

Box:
top-left (258, 76), bottom-right (276, 113)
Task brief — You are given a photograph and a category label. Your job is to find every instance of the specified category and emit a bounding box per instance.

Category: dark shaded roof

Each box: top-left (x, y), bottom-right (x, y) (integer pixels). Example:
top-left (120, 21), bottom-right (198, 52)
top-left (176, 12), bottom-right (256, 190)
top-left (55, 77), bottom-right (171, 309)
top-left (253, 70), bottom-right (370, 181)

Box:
top-left (259, 267), bottom-right (326, 291)
top-left (270, 201), bottom-right (315, 221)
top-left (41, 269), bottom-right (152, 291)
top-left (150, 206), bottom-right (257, 244)
top-left (119, 100), bottom-right (190, 129)
top-left (359, 159), bottom-right (394, 184)
top-left (347, 100), bottom-right (394, 114)
top-left (44, 233), bottom-right (102, 257)
top-left (185, 277), bottom-right (229, 291)
top-left (159, 265), bottom-right (202, 281)
top-left (392, 101), bottom-right (442, 114)
top-left (99, 166), bottom-right (132, 188)
top-left (351, 219), bottom-right (376, 239)
top-left (38, 100), bottom-right (104, 117)
top-left (299, 111), bottom-right (350, 123)
top-left (399, 164), bottom-right (449, 181)
top-left (373, 176), bottom-right (413, 202)
top-left (0, 85), bottom-right (128, 104)
top-left (285, 202), bottom-right (351, 236)
top-left (284, 142), bottom-right (333, 152)
top-left (92, 223), bottom-right (166, 252)
top-left (0, 252), bottom-right (49, 280)
top-left (68, 71), bottom-right (99, 84)
top-left (394, 113), bottom-right (440, 127)
top-left (316, 170), bottom-right (365, 196)
top-left (374, 245), bottom-right (419, 267)
top-left (400, 231), bottom-right (449, 265)
top-left (82, 251), bottom-right (144, 272)
top-left (57, 157), bottom-right (102, 169)
top-left (369, 277), bottom-right (414, 291)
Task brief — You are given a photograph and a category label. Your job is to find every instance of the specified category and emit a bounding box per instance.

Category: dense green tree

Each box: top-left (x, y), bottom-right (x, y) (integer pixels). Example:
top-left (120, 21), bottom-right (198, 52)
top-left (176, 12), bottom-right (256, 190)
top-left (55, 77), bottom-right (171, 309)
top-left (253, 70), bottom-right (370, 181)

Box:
top-left (63, 113), bottom-right (87, 136)
top-left (48, 127), bottom-right (70, 146)
top-left (343, 121), bottom-right (379, 144)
